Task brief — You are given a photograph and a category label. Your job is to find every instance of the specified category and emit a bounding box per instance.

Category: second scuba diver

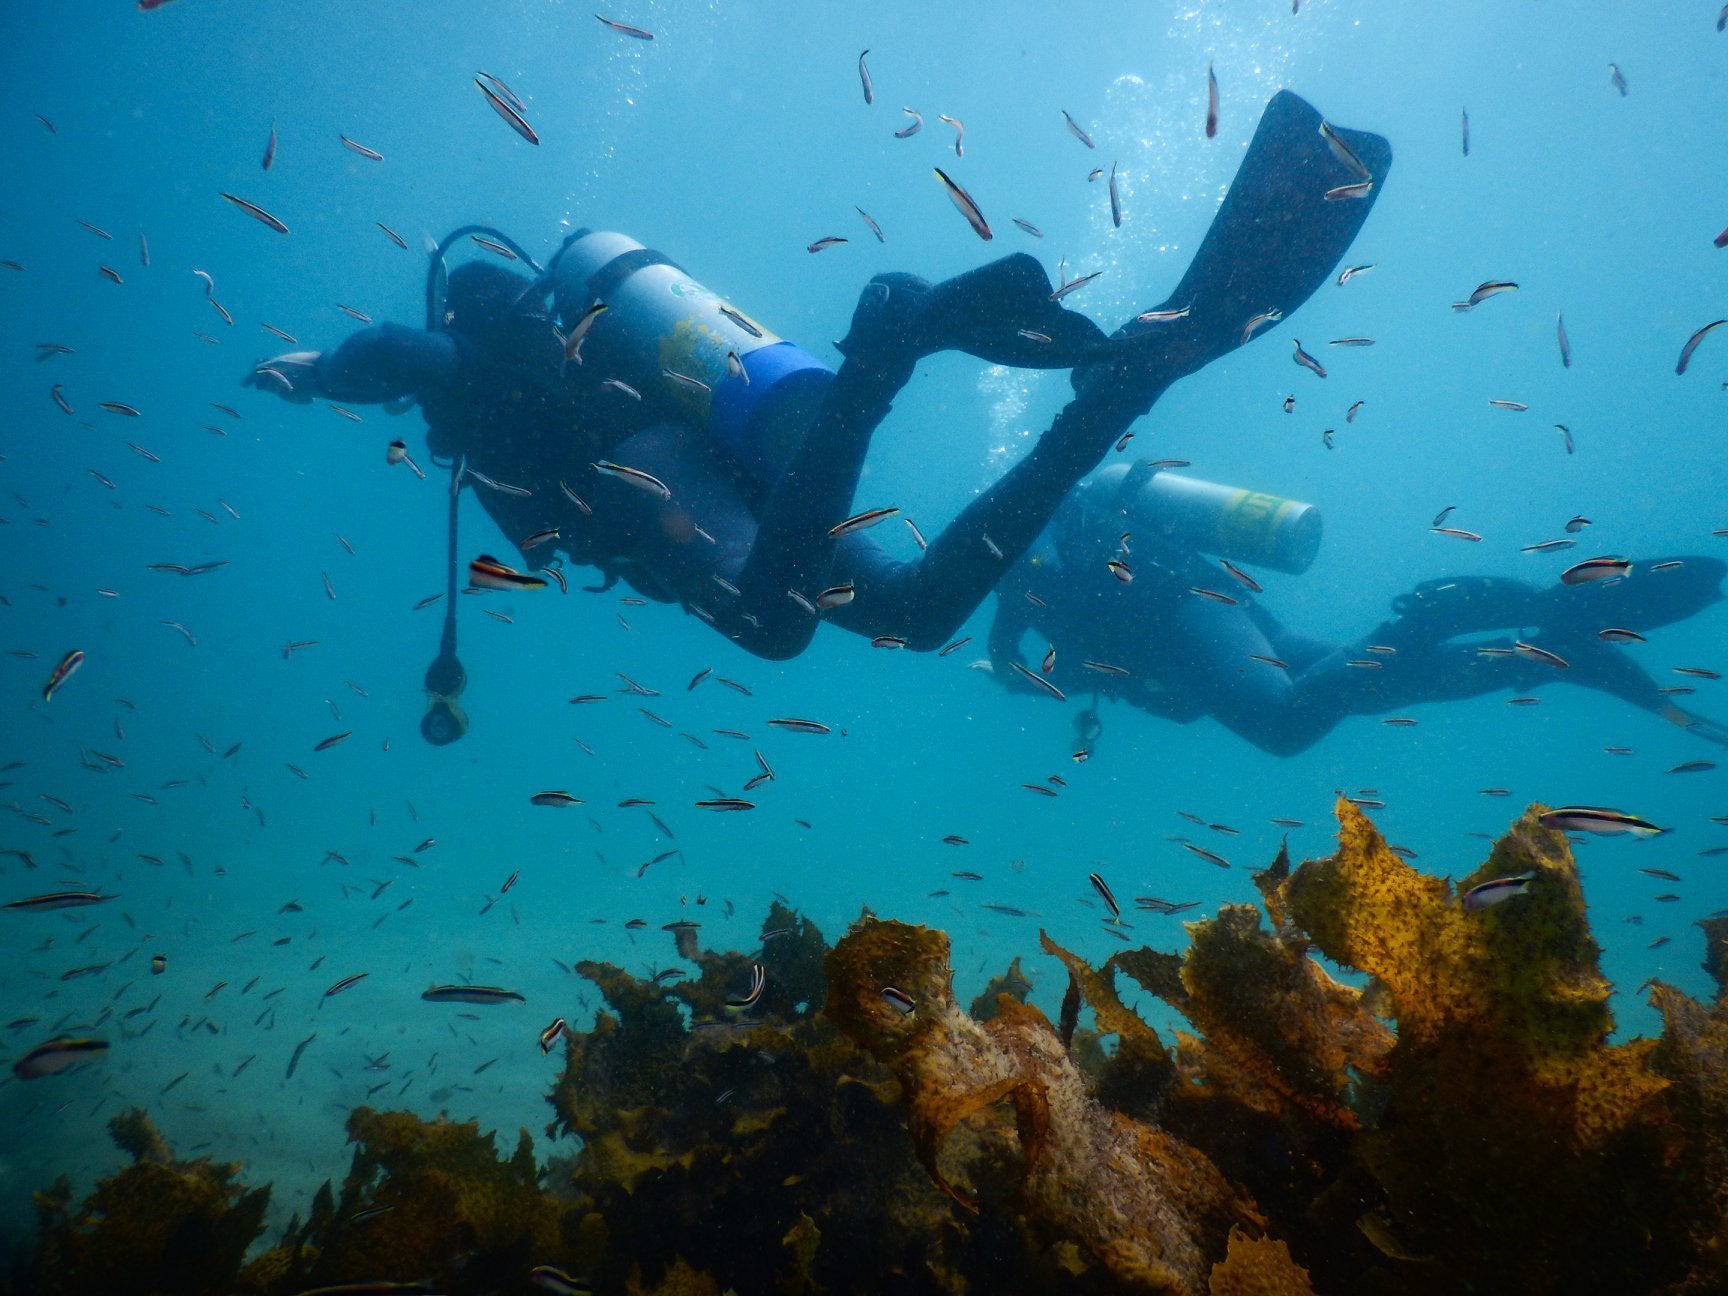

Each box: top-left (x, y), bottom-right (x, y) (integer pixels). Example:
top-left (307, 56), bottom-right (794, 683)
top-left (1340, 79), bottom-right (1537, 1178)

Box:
top-left (983, 462), bottom-right (1728, 757)
top-left (243, 91), bottom-right (1391, 742)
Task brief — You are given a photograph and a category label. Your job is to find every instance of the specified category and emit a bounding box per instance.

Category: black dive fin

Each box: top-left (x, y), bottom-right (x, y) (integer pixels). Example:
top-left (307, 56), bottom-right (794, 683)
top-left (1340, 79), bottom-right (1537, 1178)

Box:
top-left (1076, 89), bottom-right (1392, 403)
top-left (834, 255), bottom-right (1112, 369)
top-left (1383, 576), bottom-right (1549, 640)
top-left (1539, 556), bottom-right (1726, 637)
top-left (1662, 703), bottom-right (1728, 749)
top-left (910, 253), bottom-right (1112, 367)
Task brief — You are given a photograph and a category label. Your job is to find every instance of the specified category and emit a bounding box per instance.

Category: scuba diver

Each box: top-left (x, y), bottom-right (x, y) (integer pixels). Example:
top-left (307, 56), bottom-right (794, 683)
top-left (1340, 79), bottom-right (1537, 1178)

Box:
top-left (242, 91), bottom-right (1392, 745)
top-left (983, 461), bottom-right (1728, 757)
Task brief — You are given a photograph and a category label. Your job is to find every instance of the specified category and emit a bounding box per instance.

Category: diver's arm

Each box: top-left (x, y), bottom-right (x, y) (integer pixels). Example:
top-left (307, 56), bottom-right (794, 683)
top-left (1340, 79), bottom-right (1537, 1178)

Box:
top-left (244, 325), bottom-right (457, 405)
top-left (315, 325), bottom-right (458, 403)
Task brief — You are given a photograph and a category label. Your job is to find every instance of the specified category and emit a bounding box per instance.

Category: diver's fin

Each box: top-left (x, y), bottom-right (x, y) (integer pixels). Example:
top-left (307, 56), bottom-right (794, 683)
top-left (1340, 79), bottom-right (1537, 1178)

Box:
top-left (1379, 576), bottom-right (1548, 642)
top-left (1075, 90), bottom-right (1391, 408)
top-left (1381, 560), bottom-right (1728, 647)
top-left (835, 255), bottom-right (1111, 370)
top-left (1539, 556), bottom-right (1726, 637)
top-left (1661, 703), bottom-right (1728, 749)
top-left (1541, 635), bottom-right (1669, 712)
top-left (916, 254), bottom-right (1114, 367)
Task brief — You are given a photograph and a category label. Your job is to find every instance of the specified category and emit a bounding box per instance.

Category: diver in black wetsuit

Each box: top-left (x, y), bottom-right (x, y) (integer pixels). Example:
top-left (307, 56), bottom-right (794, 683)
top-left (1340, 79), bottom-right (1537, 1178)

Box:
top-left (985, 462), bottom-right (1728, 757)
top-left (242, 91), bottom-right (1390, 738)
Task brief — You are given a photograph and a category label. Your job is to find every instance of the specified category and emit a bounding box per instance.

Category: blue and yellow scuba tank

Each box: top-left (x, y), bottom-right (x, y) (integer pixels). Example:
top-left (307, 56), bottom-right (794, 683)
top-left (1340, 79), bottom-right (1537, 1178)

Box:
top-left (546, 229), bottom-right (836, 484)
top-left (1098, 461), bottom-right (1323, 575)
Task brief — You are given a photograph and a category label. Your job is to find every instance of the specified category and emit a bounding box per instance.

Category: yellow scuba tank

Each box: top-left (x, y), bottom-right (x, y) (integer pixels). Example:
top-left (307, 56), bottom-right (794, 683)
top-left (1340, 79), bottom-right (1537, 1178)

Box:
top-left (550, 230), bottom-right (835, 483)
top-left (1104, 461), bottom-right (1322, 575)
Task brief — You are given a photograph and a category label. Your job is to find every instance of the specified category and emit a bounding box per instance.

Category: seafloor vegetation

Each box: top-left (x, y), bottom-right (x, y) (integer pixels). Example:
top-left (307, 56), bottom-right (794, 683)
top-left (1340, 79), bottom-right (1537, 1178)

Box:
top-left (12, 802), bottom-right (1728, 1296)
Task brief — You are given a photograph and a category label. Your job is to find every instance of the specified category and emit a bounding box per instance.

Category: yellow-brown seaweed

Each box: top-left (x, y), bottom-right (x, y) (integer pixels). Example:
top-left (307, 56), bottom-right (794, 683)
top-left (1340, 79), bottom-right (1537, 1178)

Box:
top-left (29, 1108), bottom-right (270, 1296)
top-left (19, 823), bottom-right (1728, 1296)
top-left (1261, 801), bottom-right (1684, 1292)
top-left (1114, 902), bottom-right (1393, 1129)
top-left (828, 916), bottom-right (1257, 1293)
top-left (299, 1106), bottom-right (564, 1287)
top-left (1207, 1226), bottom-right (1318, 1296)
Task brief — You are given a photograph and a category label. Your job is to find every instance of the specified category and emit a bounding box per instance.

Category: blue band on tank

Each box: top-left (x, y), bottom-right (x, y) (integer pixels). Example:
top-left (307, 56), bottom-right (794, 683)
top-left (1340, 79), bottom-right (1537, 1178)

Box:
top-left (710, 341), bottom-right (835, 482)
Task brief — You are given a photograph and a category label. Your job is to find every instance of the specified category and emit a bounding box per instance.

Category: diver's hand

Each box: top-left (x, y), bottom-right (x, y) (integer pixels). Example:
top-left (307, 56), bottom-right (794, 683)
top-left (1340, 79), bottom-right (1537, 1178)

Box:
top-left (242, 351), bottom-right (322, 403)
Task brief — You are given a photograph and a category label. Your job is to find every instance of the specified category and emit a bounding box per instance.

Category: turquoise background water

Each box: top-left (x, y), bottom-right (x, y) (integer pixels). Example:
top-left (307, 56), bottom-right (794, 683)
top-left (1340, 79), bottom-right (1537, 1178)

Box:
top-left (1, 0), bottom-right (1724, 1255)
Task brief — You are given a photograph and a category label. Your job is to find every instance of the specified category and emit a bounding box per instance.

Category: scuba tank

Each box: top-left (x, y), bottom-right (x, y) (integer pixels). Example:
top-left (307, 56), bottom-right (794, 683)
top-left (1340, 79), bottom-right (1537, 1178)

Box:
top-left (547, 229), bottom-right (835, 484)
top-left (1104, 461), bottom-right (1322, 575)
top-left (412, 223), bottom-right (837, 745)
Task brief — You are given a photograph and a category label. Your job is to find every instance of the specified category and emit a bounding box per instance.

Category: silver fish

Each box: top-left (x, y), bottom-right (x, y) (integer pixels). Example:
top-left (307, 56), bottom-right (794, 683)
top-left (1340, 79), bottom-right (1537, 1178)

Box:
top-left (421, 984), bottom-right (525, 1005)
top-left (934, 168), bottom-right (991, 240)
top-left (1537, 806), bottom-right (1663, 837)
top-left (1291, 339), bottom-right (1326, 377)
top-left (592, 460), bottom-right (671, 500)
top-left (596, 13), bottom-right (654, 39)
top-left (1318, 119), bottom-right (1370, 179)
top-left (1677, 319), bottom-right (1725, 376)
top-left (475, 73), bottom-right (540, 145)
top-left (1461, 872), bottom-right (1533, 912)
top-left (219, 192), bottom-right (288, 234)
top-left (937, 113), bottom-right (964, 157)
top-left (13, 1037), bottom-right (108, 1080)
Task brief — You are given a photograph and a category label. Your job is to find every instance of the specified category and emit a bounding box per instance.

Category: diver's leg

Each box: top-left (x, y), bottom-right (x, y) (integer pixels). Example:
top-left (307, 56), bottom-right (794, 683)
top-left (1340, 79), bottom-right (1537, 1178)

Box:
top-left (1249, 602), bottom-right (1338, 675)
top-left (769, 91), bottom-right (1392, 650)
top-left (1298, 617), bottom-right (1714, 747)
top-left (877, 383), bottom-right (1170, 649)
top-left (736, 264), bottom-right (1083, 620)
top-left (733, 283), bottom-right (919, 621)
top-left (1309, 637), bottom-right (1521, 715)
top-left (1359, 561), bottom-right (1728, 738)
top-left (881, 96), bottom-right (1389, 645)
top-left (1376, 559), bottom-right (1726, 646)
top-left (1533, 558), bottom-right (1726, 743)
top-left (1368, 575), bottom-right (1550, 649)
top-left (1535, 631), bottom-right (1728, 748)
top-left (1661, 704), bottom-right (1728, 749)
top-left (1168, 590), bottom-right (1340, 756)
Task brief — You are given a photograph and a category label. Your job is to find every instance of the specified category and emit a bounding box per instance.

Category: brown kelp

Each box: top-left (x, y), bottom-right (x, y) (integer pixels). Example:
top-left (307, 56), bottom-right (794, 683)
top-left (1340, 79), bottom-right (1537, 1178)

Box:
top-left (29, 1108), bottom-right (270, 1296)
top-left (543, 902), bottom-right (1050, 1294)
top-left (18, 807), bottom-right (1728, 1295)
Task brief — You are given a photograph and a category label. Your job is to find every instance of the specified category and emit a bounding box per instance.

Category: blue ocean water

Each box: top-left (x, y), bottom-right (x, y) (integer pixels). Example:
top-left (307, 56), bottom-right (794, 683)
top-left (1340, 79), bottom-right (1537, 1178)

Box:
top-left (1, 0), bottom-right (1724, 1260)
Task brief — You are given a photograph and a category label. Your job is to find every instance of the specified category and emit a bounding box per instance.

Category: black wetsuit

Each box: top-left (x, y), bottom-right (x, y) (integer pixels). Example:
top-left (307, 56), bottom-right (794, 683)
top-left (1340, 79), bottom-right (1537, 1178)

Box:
top-left (989, 477), bottom-right (1728, 756)
top-left (309, 310), bottom-right (1157, 659)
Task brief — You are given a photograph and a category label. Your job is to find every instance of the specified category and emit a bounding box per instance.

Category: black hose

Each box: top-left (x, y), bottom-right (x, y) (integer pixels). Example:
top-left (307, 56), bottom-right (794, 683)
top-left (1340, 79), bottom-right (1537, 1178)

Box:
top-left (424, 225), bottom-right (546, 331)
top-left (438, 457), bottom-right (462, 658)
